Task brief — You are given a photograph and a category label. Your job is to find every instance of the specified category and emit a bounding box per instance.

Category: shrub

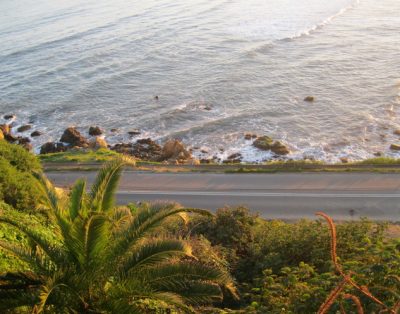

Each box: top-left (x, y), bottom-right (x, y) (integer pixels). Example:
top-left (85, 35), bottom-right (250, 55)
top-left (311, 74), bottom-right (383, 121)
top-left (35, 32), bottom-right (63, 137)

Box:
top-left (0, 141), bottom-right (42, 211)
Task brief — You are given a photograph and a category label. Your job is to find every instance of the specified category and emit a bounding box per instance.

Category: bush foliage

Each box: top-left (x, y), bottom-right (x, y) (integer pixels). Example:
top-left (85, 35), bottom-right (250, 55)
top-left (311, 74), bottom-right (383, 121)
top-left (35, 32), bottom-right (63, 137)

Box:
top-left (0, 141), bottom-right (42, 211)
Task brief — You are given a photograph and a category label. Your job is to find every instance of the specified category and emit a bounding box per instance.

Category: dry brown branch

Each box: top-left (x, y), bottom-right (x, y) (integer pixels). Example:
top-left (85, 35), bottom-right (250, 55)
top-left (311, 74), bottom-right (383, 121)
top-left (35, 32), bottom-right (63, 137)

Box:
top-left (316, 211), bottom-right (397, 314)
top-left (315, 211), bottom-right (341, 273)
top-left (317, 277), bottom-right (348, 314)
top-left (343, 293), bottom-right (364, 314)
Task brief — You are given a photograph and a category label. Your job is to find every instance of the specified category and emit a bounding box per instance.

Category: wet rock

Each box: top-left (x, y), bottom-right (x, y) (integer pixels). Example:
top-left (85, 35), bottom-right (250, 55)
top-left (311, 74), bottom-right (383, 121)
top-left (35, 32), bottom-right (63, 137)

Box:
top-left (31, 131), bottom-right (43, 137)
top-left (111, 138), bottom-right (163, 161)
top-left (89, 137), bottom-right (108, 150)
top-left (340, 157), bottom-right (349, 164)
top-left (110, 128), bottom-right (118, 133)
top-left (390, 144), bottom-right (400, 151)
top-left (393, 130), bottom-right (400, 136)
top-left (304, 96), bottom-right (315, 102)
top-left (154, 95), bottom-right (159, 100)
top-left (200, 158), bottom-right (211, 164)
top-left (161, 139), bottom-right (192, 161)
top-left (374, 152), bottom-right (383, 157)
top-left (17, 125), bottom-right (32, 133)
top-left (244, 133), bottom-right (257, 140)
top-left (18, 138), bottom-right (32, 151)
top-left (253, 136), bottom-right (274, 150)
top-left (18, 137), bottom-right (31, 144)
top-left (200, 149), bottom-right (209, 154)
top-left (128, 130), bottom-right (141, 136)
top-left (60, 127), bottom-right (88, 147)
top-left (271, 141), bottom-right (290, 155)
top-left (40, 142), bottom-right (67, 154)
top-left (89, 126), bottom-right (103, 136)
top-left (3, 114), bottom-right (15, 120)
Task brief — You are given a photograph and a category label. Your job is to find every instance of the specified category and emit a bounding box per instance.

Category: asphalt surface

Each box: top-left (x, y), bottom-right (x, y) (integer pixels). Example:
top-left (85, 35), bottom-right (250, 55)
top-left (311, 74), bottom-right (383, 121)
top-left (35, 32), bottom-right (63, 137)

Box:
top-left (46, 171), bottom-right (400, 221)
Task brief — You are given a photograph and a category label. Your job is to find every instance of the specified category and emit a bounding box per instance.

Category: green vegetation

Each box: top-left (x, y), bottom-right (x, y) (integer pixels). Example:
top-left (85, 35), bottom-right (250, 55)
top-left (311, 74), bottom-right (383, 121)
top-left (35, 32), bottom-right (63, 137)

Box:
top-left (38, 148), bottom-right (120, 163)
top-left (0, 145), bottom-right (399, 313)
top-left (0, 158), bottom-right (235, 313)
top-left (0, 141), bottom-right (42, 210)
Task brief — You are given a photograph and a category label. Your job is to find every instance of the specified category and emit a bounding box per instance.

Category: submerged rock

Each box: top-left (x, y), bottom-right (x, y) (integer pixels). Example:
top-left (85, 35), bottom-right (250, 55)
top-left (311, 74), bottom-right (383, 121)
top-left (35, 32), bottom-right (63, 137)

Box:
top-left (17, 125), bottom-right (32, 132)
top-left (40, 142), bottom-right (67, 154)
top-left (60, 127), bottom-right (88, 147)
top-left (244, 133), bottom-right (257, 140)
top-left (31, 131), bottom-right (43, 137)
top-left (89, 126), bottom-right (103, 136)
top-left (304, 96), bottom-right (315, 102)
top-left (128, 130), bottom-right (141, 136)
top-left (3, 114), bottom-right (15, 120)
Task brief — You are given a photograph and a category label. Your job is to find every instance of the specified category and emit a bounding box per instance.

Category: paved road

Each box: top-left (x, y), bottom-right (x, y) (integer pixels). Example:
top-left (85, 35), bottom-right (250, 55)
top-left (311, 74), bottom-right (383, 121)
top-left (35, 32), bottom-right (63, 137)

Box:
top-left (46, 171), bottom-right (400, 221)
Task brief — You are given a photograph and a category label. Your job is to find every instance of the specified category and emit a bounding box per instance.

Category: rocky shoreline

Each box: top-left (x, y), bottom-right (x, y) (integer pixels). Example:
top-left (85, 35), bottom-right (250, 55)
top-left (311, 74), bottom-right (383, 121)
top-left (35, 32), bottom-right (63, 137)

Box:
top-left (2, 113), bottom-right (400, 164)
top-left (0, 113), bottom-right (294, 164)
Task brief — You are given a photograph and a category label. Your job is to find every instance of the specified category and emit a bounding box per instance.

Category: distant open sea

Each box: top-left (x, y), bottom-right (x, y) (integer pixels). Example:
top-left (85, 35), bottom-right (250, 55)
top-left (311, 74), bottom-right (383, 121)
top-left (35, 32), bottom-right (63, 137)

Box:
top-left (1, 0), bottom-right (400, 162)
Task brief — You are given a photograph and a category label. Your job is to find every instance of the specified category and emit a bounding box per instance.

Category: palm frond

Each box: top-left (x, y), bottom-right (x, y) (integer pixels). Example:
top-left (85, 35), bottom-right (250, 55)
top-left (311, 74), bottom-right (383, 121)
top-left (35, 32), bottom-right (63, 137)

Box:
top-left (33, 172), bottom-right (61, 213)
top-left (69, 179), bottom-right (86, 221)
top-left (83, 214), bottom-right (109, 268)
top-left (111, 204), bottom-right (211, 259)
top-left (144, 261), bottom-right (232, 290)
top-left (120, 239), bottom-right (192, 275)
top-left (89, 157), bottom-right (134, 213)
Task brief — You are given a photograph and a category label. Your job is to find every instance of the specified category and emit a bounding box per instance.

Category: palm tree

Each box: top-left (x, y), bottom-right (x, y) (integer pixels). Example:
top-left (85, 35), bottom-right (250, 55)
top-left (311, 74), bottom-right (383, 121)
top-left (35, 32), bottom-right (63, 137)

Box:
top-left (0, 157), bottom-right (236, 313)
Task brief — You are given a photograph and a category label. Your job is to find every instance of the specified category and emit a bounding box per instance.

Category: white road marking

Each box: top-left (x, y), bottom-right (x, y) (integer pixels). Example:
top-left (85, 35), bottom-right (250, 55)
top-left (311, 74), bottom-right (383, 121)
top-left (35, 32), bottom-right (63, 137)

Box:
top-left (117, 190), bottom-right (400, 198)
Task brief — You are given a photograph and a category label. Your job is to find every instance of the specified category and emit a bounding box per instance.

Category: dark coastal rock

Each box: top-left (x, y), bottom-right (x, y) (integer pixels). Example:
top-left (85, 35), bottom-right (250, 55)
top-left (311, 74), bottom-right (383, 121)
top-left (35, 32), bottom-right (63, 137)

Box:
top-left (374, 152), bottom-right (383, 157)
top-left (161, 139), bottom-right (192, 161)
top-left (111, 143), bottom-right (133, 155)
top-left (253, 136), bottom-right (274, 150)
top-left (89, 126), bottom-right (103, 136)
top-left (40, 142), bottom-right (67, 154)
top-left (390, 144), bottom-right (400, 151)
top-left (270, 141), bottom-right (290, 155)
top-left (17, 125), bottom-right (32, 133)
top-left (3, 114), bottom-right (15, 120)
top-left (200, 158), bottom-right (211, 164)
top-left (304, 96), bottom-right (315, 102)
top-left (88, 137), bottom-right (108, 150)
top-left (110, 128), bottom-right (118, 133)
top-left (60, 127), bottom-right (88, 147)
top-left (128, 130), bottom-right (141, 136)
top-left (18, 138), bottom-right (32, 151)
top-left (111, 138), bottom-right (163, 161)
top-left (224, 152), bottom-right (242, 163)
top-left (31, 131), bottom-right (43, 137)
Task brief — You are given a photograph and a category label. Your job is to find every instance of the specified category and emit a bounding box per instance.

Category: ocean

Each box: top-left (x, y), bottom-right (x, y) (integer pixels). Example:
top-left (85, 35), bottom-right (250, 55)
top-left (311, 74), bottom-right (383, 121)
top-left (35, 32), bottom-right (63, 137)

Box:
top-left (1, 0), bottom-right (399, 162)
